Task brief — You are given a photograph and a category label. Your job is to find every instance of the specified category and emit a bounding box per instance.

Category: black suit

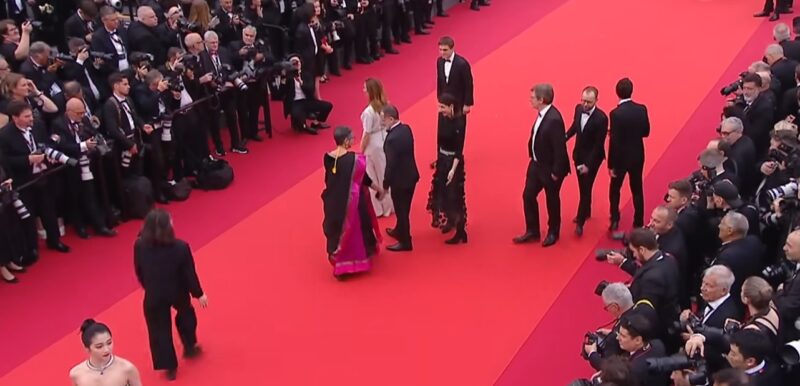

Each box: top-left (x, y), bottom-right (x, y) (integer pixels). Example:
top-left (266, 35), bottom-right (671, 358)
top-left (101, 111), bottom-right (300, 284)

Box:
top-left (566, 105), bottom-right (607, 224)
top-left (127, 21), bottom-right (166, 66)
top-left (775, 270), bottom-right (800, 342)
top-left (200, 47), bottom-right (243, 148)
top-left (621, 251), bottom-right (681, 336)
top-left (711, 236), bottom-right (764, 309)
top-left (0, 122), bottom-right (63, 247)
top-left (699, 295), bottom-right (743, 329)
top-left (771, 57), bottom-right (799, 96)
top-left (436, 54), bottom-right (474, 114)
top-left (628, 340), bottom-right (670, 386)
top-left (51, 116), bottom-right (107, 232)
top-left (134, 239), bottom-right (203, 371)
top-left (741, 94), bottom-right (776, 157)
top-left (608, 100), bottom-right (650, 227)
top-left (19, 58), bottom-right (63, 98)
top-left (89, 28), bottom-right (130, 84)
top-left (728, 135), bottom-right (759, 198)
top-left (523, 105), bottom-right (570, 236)
top-left (64, 12), bottom-right (95, 43)
top-left (781, 39), bottom-right (800, 62)
top-left (383, 122), bottom-right (420, 246)
top-left (293, 22), bottom-right (319, 77)
top-left (657, 227), bottom-right (690, 307)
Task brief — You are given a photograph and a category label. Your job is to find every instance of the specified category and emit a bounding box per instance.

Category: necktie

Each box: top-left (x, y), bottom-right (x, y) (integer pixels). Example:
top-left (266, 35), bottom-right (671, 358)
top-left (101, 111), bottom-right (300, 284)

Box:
top-left (22, 128), bottom-right (35, 152)
top-left (213, 54), bottom-right (221, 73)
top-left (70, 121), bottom-right (80, 134)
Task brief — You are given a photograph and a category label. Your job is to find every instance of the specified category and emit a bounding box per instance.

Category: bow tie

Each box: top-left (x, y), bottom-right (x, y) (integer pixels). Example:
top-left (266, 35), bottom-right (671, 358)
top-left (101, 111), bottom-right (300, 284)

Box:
top-left (582, 111), bottom-right (591, 116)
top-left (109, 30), bottom-right (118, 36)
top-left (444, 59), bottom-right (451, 63)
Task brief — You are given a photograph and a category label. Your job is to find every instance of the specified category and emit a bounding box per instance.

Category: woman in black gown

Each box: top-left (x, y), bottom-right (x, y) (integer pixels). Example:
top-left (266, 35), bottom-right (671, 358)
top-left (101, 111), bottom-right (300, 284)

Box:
top-left (427, 93), bottom-right (468, 244)
top-left (322, 126), bottom-right (384, 279)
top-left (0, 166), bottom-right (31, 283)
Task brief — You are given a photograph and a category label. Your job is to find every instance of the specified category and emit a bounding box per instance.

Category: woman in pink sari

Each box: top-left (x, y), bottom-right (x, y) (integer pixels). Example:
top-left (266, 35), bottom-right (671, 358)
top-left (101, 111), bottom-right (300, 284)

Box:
top-left (322, 126), bottom-right (384, 280)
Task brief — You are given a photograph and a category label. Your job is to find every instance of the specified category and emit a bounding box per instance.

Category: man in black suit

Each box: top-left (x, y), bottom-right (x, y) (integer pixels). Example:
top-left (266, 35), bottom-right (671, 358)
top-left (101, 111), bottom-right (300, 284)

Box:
top-left (616, 314), bottom-right (669, 386)
top-left (90, 6), bottom-right (130, 87)
top-left (52, 98), bottom-right (117, 238)
top-left (214, 0), bottom-right (245, 46)
top-left (102, 72), bottom-right (155, 178)
top-left (566, 86), bottom-right (608, 236)
top-left (202, 30), bottom-right (247, 154)
top-left (720, 117), bottom-right (758, 198)
top-left (279, 55), bottom-right (332, 135)
top-left (779, 63), bottom-right (800, 121)
top-left (775, 22), bottom-right (800, 62)
top-left (740, 73), bottom-right (776, 157)
top-left (680, 265), bottom-right (743, 332)
top-left (711, 211), bottom-right (764, 308)
top-left (64, 0), bottom-right (98, 45)
top-left (727, 330), bottom-right (785, 386)
top-left (766, 43), bottom-right (799, 97)
top-left (292, 3), bottom-right (320, 77)
top-left (608, 78), bottom-right (650, 230)
top-left (0, 101), bottom-right (70, 252)
top-left (62, 38), bottom-right (104, 103)
top-left (606, 228), bottom-right (680, 337)
top-left (649, 205), bottom-right (690, 308)
top-left (436, 36), bottom-right (473, 117)
top-left (382, 104), bottom-right (419, 252)
top-left (229, 26), bottom-right (274, 143)
top-left (128, 6), bottom-right (166, 66)
top-left (776, 230), bottom-right (800, 343)
top-left (513, 83), bottom-right (570, 247)
top-left (19, 41), bottom-right (64, 99)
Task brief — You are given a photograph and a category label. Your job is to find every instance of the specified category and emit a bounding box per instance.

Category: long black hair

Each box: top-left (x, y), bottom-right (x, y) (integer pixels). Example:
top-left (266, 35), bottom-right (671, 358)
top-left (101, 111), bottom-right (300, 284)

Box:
top-left (80, 319), bottom-right (111, 348)
top-left (139, 208), bottom-right (176, 246)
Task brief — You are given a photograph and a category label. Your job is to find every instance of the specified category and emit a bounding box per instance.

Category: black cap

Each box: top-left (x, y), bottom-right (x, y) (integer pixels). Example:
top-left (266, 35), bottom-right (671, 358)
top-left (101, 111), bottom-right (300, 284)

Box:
top-left (712, 180), bottom-right (743, 207)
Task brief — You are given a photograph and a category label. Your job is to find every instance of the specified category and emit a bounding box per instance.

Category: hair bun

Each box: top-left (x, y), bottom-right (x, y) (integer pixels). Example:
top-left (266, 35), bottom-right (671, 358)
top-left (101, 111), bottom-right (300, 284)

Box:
top-left (80, 319), bottom-right (97, 334)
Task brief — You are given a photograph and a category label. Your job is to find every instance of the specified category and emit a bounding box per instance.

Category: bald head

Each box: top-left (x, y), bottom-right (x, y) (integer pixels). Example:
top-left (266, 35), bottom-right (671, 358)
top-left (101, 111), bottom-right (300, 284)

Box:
top-left (184, 33), bottom-right (203, 53)
top-left (65, 98), bottom-right (86, 121)
top-left (137, 6), bottom-right (158, 27)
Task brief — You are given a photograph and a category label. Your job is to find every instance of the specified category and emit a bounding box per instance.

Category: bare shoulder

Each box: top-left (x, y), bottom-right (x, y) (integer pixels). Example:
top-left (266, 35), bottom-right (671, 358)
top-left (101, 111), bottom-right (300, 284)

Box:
top-left (116, 356), bottom-right (138, 371)
top-left (68, 363), bottom-right (85, 382)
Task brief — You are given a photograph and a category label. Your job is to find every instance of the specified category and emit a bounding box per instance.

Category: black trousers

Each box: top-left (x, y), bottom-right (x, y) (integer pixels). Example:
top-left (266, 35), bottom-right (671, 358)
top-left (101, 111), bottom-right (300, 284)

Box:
top-left (237, 84), bottom-right (270, 139)
top-left (380, 0), bottom-right (396, 50)
top-left (64, 176), bottom-right (106, 232)
top-left (355, 10), bottom-right (379, 60)
top-left (20, 177), bottom-right (61, 247)
top-left (289, 98), bottom-right (333, 129)
top-left (390, 186), bottom-right (415, 245)
top-left (143, 296), bottom-right (197, 371)
top-left (609, 162), bottom-right (644, 227)
top-left (208, 89), bottom-right (242, 150)
top-left (172, 110), bottom-right (208, 175)
top-left (392, 4), bottom-right (411, 43)
top-left (412, 0), bottom-right (427, 31)
top-left (763, 0), bottom-right (791, 12)
top-left (575, 165), bottom-right (600, 225)
top-left (523, 160), bottom-right (563, 236)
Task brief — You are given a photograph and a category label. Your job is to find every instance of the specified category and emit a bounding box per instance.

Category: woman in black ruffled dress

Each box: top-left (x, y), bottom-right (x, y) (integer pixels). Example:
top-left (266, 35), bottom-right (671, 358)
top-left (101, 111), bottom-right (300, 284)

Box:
top-left (427, 93), bottom-right (467, 244)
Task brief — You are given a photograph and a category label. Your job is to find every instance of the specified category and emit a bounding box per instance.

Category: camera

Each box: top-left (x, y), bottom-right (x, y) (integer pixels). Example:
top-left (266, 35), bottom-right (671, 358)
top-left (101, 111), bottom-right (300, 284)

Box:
top-left (52, 52), bottom-right (74, 62)
top-left (646, 354), bottom-right (708, 385)
top-left (0, 188), bottom-right (31, 220)
top-left (766, 179), bottom-right (798, 202)
top-left (594, 280), bottom-right (610, 296)
top-left (106, 0), bottom-right (123, 11)
top-left (35, 145), bottom-right (79, 167)
top-left (226, 71), bottom-right (249, 91)
top-left (581, 331), bottom-right (608, 359)
top-left (595, 248), bottom-right (627, 262)
top-left (720, 71), bottom-right (747, 96)
top-left (89, 51), bottom-right (115, 61)
top-left (176, 17), bottom-right (201, 33)
top-left (668, 313), bottom-right (704, 335)
top-left (30, 20), bottom-right (43, 29)
top-left (164, 76), bottom-right (184, 93)
top-left (92, 133), bottom-right (112, 157)
top-left (241, 40), bottom-right (266, 61)
top-left (762, 260), bottom-right (798, 284)
top-left (129, 52), bottom-right (154, 68)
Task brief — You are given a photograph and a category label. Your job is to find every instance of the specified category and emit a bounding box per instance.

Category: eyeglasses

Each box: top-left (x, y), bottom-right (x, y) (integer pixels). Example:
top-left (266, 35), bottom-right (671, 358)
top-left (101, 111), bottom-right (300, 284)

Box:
top-left (719, 130), bottom-right (734, 136)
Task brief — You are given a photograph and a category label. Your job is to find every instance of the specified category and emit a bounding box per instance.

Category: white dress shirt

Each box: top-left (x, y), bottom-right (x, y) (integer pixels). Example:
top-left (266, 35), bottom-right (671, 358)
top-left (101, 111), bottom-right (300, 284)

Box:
top-left (444, 52), bottom-right (454, 83)
top-left (531, 104), bottom-right (552, 161)
top-left (702, 293), bottom-right (730, 324)
top-left (580, 107), bottom-right (595, 132)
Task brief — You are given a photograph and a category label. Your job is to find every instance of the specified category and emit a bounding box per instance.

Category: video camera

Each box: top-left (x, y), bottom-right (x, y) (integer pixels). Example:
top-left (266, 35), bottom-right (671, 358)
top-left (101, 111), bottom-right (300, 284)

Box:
top-left (768, 141), bottom-right (800, 171)
top-left (720, 71), bottom-right (747, 96)
top-left (646, 354), bottom-right (708, 385)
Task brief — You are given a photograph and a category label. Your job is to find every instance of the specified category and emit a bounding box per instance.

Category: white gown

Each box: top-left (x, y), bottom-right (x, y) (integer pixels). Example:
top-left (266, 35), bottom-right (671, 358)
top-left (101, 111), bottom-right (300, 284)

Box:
top-left (361, 105), bottom-right (394, 216)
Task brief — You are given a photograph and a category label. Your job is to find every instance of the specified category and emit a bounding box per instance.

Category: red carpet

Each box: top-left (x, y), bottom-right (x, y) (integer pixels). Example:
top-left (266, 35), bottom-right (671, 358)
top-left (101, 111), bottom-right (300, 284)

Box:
top-left (0, 0), bottom-right (771, 385)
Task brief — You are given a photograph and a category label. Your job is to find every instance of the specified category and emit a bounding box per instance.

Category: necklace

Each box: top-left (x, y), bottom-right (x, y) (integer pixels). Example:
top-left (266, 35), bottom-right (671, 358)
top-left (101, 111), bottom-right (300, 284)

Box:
top-left (86, 355), bottom-right (115, 375)
top-left (331, 147), bottom-right (346, 174)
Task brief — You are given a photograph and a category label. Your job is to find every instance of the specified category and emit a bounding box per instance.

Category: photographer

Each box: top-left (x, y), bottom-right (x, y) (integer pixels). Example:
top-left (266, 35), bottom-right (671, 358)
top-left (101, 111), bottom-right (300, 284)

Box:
top-left (583, 283), bottom-right (658, 371)
top-left (711, 211), bottom-right (764, 308)
top-left (705, 330), bottom-right (783, 386)
top-left (649, 205), bottom-right (690, 308)
top-left (739, 73), bottom-right (776, 157)
top-left (128, 6), bottom-right (167, 66)
top-left (102, 72), bottom-right (154, 178)
top-left (0, 100), bottom-right (70, 253)
top-left (230, 25), bottom-right (273, 143)
top-left (215, 0), bottom-right (247, 46)
top-left (615, 314), bottom-right (669, 386)
top-left (0, 166), bottom-right (31, 283)
top-left (51, 98), bottom-right (117, 238)
top-left (279, 54), bottom-right (333, 135)
top-left (719, 117), bottom-right (758, 198)
top-left (19, 41), bottom-right (64, 99)
top-left (155, 6), bottom-right (187, 53)
top-left (0, 20), bottom-right (32, 71)
top-left (708, 181), bottom-right (760, 237)
top-left (90, 6), bottom-right (131, 83)
top-left (64, 0), bottom-right (99, 44)
top-left (61, 38), bottom-right (104, 103)
top-left (605, 228), bottom-right (680, 343)
top-left (327, 0), bottom-right (357, 72)
top-left (775, 230), bottom-right (800, 342)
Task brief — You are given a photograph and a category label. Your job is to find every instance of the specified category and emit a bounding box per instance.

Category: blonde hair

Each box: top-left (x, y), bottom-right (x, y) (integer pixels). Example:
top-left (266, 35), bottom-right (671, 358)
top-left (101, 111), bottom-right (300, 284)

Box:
top-left (189, 0), bottom-right (211, 31)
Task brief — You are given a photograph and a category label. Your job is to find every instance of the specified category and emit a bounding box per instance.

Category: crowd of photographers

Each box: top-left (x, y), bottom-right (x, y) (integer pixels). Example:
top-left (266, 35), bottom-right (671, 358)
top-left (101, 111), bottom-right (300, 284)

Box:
top-left (0, 0), bottom-right (474, 283)
top-left (571, 19), bottom-right (800, 386)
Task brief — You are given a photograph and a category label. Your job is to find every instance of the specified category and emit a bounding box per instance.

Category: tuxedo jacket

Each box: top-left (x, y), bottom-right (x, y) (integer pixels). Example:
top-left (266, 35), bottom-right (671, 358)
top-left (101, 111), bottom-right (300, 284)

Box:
top-left (698, 295), bottom-right (743, 329)
top-left (102, 95), bottom-right (144, 151)
top-left (280, 71), bottom-right (317, 117)
top-left (0, 122), bottom-right (55, 187)
top-left (293, 23), bottom-right (319, 74)
top-left (90, 27), bottom-right (130, 76)
top-left (527, 105), bottom-right (570, 178)
top-left (64, 12), bottom-right (96, 43)
top-left (51, 115), bottom-right (95, 159)
top-left (771, 57), bottom-right (799, 95)
top-left (213, 7), bottom-right (241, 46)
top-left (59, 60), bottom-right (105, 103)
top-left (565, 104), bottom-right (607, 170)
top-left (436, 53), bottom-right (474, 112)
top-left (657, 227), bottom-right (688, 272)
top-left (608, 100), bottom-right (650, 170)
top-left (741, 94), bottom-right (776, 153)
top-left (201, 47), bottom-right (236, 79)
top-left (383, 123), bottom-right (420, 190)
top-left (19, 58), bottom-right (63, 98)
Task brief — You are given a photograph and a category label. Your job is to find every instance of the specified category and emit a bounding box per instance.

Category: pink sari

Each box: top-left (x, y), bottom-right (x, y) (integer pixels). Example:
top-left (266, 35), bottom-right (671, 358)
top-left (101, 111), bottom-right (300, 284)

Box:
top-left (331, 154), bottom-right (382, 276)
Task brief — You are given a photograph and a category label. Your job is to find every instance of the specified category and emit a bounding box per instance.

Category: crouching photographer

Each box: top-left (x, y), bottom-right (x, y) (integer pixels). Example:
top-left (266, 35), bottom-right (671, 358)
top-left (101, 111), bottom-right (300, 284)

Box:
top-left (279, 55), bottom-right (333, 135)
top-left (602, 228), bottom-right (681, 348)
top-left (582, 283), bottom-right (658, 371)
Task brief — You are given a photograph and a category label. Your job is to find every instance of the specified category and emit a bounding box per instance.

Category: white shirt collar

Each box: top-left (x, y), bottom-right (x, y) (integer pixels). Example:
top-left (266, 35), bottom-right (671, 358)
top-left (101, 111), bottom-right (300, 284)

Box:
top-left (745, 360), bottom-right (766, 375)
top-left (583, 107), bottom-right (595, 116)
top-left (707, 293), bottom-right (730, 310)
top-left (445, 52), bottom-right (455, 62)
top-left (618, 98), bottom-right (632, 105)
top-left (538, 104), bottom-right (552, 117)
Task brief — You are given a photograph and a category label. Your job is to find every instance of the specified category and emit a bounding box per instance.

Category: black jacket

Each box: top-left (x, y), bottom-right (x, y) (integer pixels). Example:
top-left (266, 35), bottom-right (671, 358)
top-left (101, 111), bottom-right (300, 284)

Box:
top-left (527, 105), bottom-right (570, 178)
top-left (621, 251), bottom-right (681, 329)
top-left (134, 239), bottom-right (204, 303)
top-left (436, 53), bottom-right (474, 113)
top-left (566, 105), bottom-right (607, 170)
top-left (608, 100), bottom-right (650, 170)
top-left (383, 122), bottom-right (420, 190)
top-left (0, 122), bottom-right (57, 187)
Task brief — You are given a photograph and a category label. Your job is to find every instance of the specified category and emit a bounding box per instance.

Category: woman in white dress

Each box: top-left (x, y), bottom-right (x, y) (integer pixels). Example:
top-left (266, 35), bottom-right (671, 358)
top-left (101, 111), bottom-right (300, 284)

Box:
top-left (360, 78), bottom-right (394, 216)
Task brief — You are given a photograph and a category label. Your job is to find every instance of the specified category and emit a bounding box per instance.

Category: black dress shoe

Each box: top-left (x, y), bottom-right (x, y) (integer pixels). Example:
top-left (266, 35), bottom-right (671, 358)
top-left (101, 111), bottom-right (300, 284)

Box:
top-left (165, 369), bottom-right (177, 381)
top-left (415, 29), bottom-right (430, 35)
top-left (575, 225), bottom-right (584, 237)
top-left (385, 48), bottom-right (399, 54)
top-left (512, 232), bottom-right (540, 244)
top-left (754, 11), bottom-right (770, 17)
top-left (47, 242), bottom-right (70, 253)
top-left (313, 122), bottom-right (330, 129)
top-left (470, 3), bottom-right (480, 10)
top-left (542, 234), bottom-right (559, 247)
top-left (248, 134), bottom-right (264, 142)
top-left (96, 228), bottom-right (118, 237)
top-left (387, 242), bottom-right (413, 252)
top-left (437, 12), bottom-right (449, 17)
top-left (386, 227), bottom-right (398, 239)
top-left (609, 221), bottom-right (619, 231)
top-left (76, 227), bottom-right (89, 239)
top-left (184, 345), bottom-right (203, 359)
top-left (770, 12), bottom-right (780, 21)
top-left (445, 232), bottom-right (467, 244)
